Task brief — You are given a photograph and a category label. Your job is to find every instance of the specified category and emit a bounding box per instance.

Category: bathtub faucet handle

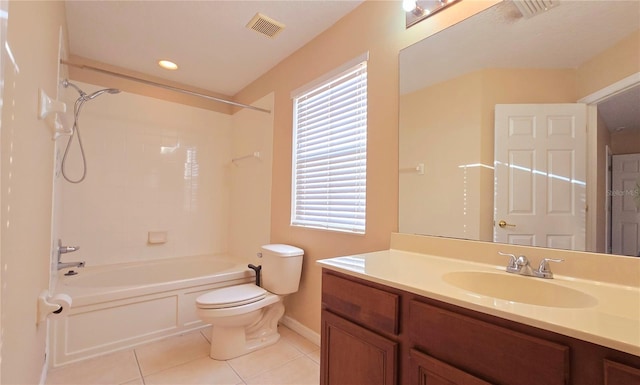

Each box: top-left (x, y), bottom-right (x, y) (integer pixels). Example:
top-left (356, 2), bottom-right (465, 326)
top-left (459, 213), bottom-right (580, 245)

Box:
top-left (58, 239), bottom-right (80, 256)
top-left (60, 245), bottom-right (80, 253)
top-left (248, 264), bottom-right (262, 287)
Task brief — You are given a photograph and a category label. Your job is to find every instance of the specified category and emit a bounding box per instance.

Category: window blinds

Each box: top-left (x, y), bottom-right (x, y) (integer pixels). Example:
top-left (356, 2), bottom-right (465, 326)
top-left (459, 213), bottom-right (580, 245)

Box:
top-left (291, 60), bottom-right (367, 233)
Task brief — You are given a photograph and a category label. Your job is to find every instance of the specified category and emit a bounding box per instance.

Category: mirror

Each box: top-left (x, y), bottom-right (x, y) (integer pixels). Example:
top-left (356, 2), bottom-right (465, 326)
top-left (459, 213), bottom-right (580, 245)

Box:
top-left (399, 0), bottom-right (640, 256)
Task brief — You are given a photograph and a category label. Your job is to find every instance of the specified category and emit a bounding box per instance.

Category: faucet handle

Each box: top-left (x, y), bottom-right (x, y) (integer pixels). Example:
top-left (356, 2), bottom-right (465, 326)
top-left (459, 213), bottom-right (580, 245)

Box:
top-left (59, 245), bottom-right (80, 253)
top-left (498, 252), bottom-right (518, 271)
top-left (536, 258), bottom-right (564, 279)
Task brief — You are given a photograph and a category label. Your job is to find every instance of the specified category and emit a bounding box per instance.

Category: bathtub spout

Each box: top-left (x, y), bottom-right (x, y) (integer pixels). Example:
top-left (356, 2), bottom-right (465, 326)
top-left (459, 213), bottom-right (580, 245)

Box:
top-left (58, 261), bottom-right (85, 270)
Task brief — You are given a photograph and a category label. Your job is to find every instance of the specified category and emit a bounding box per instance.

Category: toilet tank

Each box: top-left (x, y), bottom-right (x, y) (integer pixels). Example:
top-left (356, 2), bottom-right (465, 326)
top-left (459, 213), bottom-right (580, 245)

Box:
top-left (260, 244), bottom-right (304, 295)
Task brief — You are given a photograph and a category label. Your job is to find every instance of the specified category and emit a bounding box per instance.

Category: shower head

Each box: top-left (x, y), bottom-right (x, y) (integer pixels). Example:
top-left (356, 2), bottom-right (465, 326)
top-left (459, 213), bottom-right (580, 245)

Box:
top-left (62, 79), bottom-right (120, 101)
top-left (86, 88), bottom-right (121, 100)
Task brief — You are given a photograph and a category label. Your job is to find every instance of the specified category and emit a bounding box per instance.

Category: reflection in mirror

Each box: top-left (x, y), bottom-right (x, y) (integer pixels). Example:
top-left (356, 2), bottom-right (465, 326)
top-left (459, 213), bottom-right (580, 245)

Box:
top-left (404, 0), bottom-right (462, 28)
top-left (399, 0), bottom-right (640, 256)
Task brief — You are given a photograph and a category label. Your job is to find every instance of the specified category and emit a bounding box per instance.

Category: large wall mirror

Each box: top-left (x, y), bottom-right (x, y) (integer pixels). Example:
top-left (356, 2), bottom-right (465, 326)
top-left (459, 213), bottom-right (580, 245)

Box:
top-left (399, 0), bottom-right (640, 256)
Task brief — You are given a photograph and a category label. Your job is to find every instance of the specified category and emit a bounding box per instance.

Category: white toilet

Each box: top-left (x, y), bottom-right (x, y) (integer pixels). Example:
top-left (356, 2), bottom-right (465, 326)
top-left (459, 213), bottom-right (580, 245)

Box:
top-left (196, 244), bottom-right (304, 360)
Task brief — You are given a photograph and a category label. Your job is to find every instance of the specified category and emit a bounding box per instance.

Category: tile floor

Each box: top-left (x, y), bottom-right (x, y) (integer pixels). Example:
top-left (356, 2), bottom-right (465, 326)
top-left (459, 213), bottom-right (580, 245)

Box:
top-left (46, 325), bottom-right (320, 385)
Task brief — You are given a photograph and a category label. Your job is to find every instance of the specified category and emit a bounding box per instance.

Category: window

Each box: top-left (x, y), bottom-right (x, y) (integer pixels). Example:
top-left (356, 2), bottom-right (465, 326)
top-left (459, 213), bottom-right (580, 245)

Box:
top-left (291, 56), bottom-right (367, 233)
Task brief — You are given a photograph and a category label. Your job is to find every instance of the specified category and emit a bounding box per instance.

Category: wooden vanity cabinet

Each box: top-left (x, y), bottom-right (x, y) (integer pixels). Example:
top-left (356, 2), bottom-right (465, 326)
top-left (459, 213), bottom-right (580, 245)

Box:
top-left (321, 269), bottom-right (640, 385)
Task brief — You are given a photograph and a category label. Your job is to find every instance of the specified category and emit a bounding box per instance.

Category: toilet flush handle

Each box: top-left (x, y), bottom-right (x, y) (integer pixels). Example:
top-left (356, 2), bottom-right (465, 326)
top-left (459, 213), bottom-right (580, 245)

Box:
top-left (248, 264), bottom-right (262, 287)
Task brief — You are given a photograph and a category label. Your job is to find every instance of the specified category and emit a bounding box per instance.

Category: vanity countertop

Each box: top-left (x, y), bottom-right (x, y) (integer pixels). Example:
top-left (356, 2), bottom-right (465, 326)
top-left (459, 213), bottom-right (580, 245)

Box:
top-left (317, 249), bottom-right (640, 356)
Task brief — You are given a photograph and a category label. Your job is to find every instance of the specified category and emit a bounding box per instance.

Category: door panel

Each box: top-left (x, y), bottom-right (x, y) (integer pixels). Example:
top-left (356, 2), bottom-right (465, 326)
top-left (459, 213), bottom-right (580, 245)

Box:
top-left (495, 104), bottom-right (587, 250)
top-left (611, 154), bottom-right (640, 256)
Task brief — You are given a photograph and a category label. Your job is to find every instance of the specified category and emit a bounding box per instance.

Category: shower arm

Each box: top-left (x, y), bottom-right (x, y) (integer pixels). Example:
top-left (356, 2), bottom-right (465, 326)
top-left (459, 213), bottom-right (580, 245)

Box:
top-left (60, 60), bottom-right (271, 114)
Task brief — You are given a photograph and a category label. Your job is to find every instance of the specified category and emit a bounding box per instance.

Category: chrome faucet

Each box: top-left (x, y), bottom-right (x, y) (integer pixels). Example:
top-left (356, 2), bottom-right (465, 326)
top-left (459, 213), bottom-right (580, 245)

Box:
top-left (498, 252), bottom-right (563, 279)
top-left (57, 239), bottom-right (85, 271)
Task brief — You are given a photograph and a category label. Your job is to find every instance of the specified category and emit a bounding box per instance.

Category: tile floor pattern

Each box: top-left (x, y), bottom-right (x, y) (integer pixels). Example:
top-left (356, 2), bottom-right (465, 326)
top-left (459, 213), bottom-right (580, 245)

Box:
top-left (46, 325), bottom-right (320, 385)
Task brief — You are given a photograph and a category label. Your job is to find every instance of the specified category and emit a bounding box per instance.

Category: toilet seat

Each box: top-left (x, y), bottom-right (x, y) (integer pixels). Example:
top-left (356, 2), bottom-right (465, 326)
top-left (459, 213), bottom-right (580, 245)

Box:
top-left (196, 284), bottom-right (267, 309)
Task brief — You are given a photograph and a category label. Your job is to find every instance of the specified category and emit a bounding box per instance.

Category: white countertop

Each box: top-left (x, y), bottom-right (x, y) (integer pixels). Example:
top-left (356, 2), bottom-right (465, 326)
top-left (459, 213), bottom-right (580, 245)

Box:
top-left (317, 249), bottom-right (640, 356)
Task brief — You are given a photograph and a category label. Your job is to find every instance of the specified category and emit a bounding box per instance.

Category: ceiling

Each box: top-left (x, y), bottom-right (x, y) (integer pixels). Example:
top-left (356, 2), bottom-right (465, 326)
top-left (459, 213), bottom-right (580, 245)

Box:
top-left (65, 0), bottom-right (365, 97)
top-left (400, 0), bottom-right (640, 133)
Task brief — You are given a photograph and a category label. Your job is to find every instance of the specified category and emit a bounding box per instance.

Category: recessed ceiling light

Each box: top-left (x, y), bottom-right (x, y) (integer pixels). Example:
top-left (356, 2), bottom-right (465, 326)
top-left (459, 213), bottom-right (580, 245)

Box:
top-left (158, 60), bottom-right (178, 70)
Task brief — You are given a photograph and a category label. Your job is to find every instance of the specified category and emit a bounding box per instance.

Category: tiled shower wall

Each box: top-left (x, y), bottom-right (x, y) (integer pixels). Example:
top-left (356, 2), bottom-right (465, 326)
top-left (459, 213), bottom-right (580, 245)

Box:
top-left (57, 81), bottom-right (233, 266)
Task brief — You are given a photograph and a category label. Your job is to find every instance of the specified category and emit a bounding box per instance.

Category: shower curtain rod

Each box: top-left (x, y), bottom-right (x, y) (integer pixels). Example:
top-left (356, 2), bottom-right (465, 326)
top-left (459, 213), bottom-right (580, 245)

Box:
top-left (60, 60), bottom-right (271, 114)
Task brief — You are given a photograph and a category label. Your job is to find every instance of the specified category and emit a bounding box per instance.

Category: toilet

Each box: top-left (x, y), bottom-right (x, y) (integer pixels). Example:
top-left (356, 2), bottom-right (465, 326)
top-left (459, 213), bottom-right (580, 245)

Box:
top-left (196, 244), bottom-right (304, 360)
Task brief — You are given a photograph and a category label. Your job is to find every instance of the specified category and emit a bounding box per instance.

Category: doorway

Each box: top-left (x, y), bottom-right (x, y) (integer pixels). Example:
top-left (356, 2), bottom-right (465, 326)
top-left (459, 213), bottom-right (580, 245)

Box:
top-left (611, 153), bottom-right (640, 256)
top-left (581, 74), bottom-right (640, 255)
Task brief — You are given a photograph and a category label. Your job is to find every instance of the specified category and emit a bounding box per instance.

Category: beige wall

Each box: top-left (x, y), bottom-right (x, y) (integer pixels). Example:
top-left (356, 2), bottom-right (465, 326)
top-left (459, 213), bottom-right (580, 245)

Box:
top-left (233, 0), bottom-right (500, 333)
top-left (0, 1), bottom-right (66, 382)
top-left (611, 130), bottom-right (640, 155)
top-left (576, 29), bottom-right (640, 99)
top-left (399, 71), bottom-right (484, 239)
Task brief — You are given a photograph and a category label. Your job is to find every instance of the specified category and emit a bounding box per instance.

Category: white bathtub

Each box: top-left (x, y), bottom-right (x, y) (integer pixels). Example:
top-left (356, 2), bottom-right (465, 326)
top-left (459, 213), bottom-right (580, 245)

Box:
top-left (50, 255), bottom-right (254, 367)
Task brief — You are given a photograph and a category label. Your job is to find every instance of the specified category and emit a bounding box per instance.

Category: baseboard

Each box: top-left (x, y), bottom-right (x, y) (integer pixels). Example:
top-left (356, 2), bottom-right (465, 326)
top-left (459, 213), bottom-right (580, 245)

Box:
top-left (280, 315), bottom-right (321, 346)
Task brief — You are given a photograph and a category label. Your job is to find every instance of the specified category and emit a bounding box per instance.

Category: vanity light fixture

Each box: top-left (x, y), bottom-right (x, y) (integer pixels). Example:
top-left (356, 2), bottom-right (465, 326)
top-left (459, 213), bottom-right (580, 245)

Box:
top-left (405, 0), bottom-right (461, 28)
top-left (403, 0), bottom-right (425, 16)
top-left (158, 60), bottom-right (178, 70)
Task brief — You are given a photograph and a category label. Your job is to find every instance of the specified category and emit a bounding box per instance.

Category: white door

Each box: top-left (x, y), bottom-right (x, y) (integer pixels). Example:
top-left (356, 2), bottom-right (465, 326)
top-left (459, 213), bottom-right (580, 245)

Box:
top-left (611, 153), bottom-right (640, 256)
top-left (494, 104), bottom-right (587, 250)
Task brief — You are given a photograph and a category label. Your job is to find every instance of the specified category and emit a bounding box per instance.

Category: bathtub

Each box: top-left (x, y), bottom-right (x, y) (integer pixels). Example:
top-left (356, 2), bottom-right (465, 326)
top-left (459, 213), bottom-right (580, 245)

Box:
top-left (49, 254), bottom-right (254, 368)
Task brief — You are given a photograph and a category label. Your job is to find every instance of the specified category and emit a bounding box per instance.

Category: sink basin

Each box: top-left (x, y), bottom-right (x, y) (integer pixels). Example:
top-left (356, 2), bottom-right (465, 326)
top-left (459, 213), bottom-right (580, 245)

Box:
top-left (443, 271), bottom-right (598, 308)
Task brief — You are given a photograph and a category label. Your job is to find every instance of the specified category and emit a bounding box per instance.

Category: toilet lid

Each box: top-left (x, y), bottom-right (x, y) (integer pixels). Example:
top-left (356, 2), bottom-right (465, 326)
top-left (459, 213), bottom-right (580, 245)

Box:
top-left (196, 284), bottom-right (267, 309)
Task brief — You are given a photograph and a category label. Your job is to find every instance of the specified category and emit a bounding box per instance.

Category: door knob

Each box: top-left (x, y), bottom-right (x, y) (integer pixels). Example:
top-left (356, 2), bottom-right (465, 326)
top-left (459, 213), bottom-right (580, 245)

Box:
top-left (498, 220), bottom-right (516, 228)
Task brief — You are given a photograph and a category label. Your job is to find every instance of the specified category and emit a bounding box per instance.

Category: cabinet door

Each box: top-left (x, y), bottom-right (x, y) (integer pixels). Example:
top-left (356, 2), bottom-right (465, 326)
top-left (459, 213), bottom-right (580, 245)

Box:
top-left (321, 310), bottom-right (397, 385)
top-left (409, 349), bottom-right (493, 385)
top-left (604, 360), bottom-right (640, 385)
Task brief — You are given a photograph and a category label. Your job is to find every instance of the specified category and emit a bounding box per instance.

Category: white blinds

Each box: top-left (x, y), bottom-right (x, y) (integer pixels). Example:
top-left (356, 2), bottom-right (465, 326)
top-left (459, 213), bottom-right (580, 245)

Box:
top-left (291, 61), bottom-right (367, 233)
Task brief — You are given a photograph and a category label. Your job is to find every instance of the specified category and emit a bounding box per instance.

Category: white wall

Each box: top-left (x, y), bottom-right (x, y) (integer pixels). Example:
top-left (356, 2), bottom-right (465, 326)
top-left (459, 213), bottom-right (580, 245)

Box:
top-left (58, 81), bottom-right (234, 266)
top-left (0, 1), bottom-right (66, 383)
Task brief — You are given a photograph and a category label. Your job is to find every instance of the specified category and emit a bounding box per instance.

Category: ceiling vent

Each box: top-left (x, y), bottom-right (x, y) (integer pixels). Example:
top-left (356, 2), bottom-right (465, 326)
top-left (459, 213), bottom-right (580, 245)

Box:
top-left (513, 0), bottom-right (559, 18)
top-left (246, 13), bottom-right (285, 39)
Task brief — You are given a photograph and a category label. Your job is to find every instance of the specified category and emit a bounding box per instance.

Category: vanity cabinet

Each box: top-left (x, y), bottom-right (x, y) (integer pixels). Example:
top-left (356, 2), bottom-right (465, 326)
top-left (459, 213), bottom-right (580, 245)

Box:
top-left (320, 269), bottom-right (640, 385)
